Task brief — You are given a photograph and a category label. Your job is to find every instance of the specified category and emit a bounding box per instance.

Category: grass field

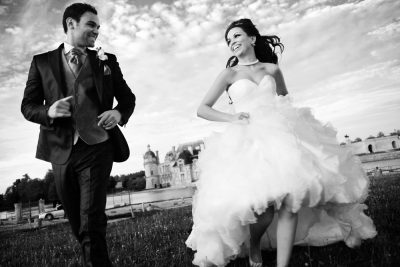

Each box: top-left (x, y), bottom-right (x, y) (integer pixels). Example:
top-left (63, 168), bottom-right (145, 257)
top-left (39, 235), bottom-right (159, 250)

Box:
top-left (1, 175), bottom-right (399, 267)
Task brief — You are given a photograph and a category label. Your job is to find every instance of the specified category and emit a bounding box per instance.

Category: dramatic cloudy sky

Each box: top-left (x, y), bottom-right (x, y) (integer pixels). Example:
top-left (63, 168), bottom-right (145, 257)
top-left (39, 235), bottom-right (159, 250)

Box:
top-left (0, 0), bottom-right (399, 193)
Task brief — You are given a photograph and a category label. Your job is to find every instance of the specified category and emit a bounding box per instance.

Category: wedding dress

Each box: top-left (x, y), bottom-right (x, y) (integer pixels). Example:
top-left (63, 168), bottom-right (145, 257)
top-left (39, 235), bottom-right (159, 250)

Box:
top-left (185, 75), bottom-right (377, 267)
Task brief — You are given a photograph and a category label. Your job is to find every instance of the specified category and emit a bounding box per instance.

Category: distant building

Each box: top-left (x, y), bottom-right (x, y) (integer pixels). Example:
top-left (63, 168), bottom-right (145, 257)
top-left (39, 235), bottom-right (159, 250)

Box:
top-left (142, 134), bottom-right (399, 187)
top-left (143, 141), bottom-right (204, 189)
top-left (341, 134), bottom-right (400, 173)
top-left (143, 145), bottom-right (161, 189)
top-left (341, 134), bottom-right (399, 154)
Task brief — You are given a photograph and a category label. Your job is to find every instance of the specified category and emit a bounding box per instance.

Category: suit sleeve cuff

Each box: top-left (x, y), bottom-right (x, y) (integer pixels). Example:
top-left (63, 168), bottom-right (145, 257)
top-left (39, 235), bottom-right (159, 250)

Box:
top-left (44, 106), bottom-right (54, 126)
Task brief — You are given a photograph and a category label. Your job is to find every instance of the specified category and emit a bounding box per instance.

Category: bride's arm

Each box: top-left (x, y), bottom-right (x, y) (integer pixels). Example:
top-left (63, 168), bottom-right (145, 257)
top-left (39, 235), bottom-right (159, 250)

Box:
top-left (197, 69), bottom-right (248, 122)
top-left (197, 69), bottom-right (234, 122)
top-left (271, 65), bottom-right (288, 96)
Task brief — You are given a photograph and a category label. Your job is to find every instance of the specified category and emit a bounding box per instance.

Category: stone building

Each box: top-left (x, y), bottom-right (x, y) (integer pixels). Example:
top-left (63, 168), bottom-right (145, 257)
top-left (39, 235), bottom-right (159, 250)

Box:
top-left (341, 134), bottom-right (400, 173)
top-left (342, 135), bottom-right (399, 154)
top-left (143, 145), bottom-right (161, 189)
top-left (143, 141), bottom-right (204, 189)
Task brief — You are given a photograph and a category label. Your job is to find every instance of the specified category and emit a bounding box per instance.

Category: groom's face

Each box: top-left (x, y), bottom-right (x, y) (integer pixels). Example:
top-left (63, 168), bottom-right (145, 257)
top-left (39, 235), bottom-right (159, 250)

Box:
top-left (71, 11), bottom-right (100, 48)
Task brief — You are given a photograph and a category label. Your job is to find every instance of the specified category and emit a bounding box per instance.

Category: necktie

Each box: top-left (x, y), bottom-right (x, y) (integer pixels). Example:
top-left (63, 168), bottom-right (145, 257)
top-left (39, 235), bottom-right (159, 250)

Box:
top-left (69, 48), bottom-right (84, 75)
top-left (68, 48), bottom-right (84, 144)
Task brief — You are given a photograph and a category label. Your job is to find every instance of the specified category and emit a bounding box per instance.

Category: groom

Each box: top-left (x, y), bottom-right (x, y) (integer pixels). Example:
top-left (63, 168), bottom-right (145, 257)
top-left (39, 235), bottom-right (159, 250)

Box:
top-left (21, 3), bottom-right (135, 266)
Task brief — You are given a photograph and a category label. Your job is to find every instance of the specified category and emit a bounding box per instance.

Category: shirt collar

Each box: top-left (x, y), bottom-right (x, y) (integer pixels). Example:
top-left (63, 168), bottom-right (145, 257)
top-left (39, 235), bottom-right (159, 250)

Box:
top-left (63, 42), bottom-right (87, 55)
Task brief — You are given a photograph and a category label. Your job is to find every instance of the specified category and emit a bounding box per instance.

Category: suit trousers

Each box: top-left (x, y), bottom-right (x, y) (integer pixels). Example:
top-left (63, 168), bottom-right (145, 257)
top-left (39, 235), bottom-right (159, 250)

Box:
top-left (52, 138), bottom-right (113, 267)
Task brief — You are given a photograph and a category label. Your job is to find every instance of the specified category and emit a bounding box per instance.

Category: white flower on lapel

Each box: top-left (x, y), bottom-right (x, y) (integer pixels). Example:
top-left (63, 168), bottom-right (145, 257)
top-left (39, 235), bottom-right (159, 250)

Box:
top-left (96, 47), bottom-right (108, 61)
top-left (96, 47), bottom-right (111, 75)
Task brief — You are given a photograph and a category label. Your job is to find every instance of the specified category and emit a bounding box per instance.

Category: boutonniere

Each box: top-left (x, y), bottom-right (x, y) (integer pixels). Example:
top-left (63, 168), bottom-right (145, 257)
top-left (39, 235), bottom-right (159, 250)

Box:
top-left (96, 47), bottom-right (108, 61)
top-left (96, 47), bottom-right (111, 75)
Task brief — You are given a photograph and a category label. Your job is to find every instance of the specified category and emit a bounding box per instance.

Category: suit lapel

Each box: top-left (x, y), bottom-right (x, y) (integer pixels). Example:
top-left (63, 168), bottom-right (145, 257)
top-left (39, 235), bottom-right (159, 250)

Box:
top-left (87, 49), bottom-right (104, 104)
top-left (48, 44), bottom-right (66, 97)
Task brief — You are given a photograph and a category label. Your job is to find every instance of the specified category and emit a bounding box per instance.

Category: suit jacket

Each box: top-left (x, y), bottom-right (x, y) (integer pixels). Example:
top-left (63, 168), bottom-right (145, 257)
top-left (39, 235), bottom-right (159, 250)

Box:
top-left (21, 44), bottom-right (136, 164)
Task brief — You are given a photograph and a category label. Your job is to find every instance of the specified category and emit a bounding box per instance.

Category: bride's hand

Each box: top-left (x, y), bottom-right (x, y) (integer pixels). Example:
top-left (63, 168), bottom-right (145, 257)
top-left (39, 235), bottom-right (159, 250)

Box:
top-left (231, 112), bottom-right (250, 124)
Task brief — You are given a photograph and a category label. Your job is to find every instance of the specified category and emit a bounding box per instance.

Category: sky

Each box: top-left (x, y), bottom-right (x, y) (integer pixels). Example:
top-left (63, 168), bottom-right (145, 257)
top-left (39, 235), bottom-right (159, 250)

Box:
top-left (0, 0), bottom-right (399, 194)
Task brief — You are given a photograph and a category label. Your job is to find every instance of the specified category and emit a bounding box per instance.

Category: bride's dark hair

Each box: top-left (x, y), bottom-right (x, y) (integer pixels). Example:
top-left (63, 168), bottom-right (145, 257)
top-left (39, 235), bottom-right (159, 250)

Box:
top-left (225, 18), bottom-right (284, 68)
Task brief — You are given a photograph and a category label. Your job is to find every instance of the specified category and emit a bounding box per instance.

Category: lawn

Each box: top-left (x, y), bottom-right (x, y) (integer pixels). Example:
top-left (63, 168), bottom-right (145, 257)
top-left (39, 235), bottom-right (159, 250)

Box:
top-left (1, 175), bottom-right (399, 267)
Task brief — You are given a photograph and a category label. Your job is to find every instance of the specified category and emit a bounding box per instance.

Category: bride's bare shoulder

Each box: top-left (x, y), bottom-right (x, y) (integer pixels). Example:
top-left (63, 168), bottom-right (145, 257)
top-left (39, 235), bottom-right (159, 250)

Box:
top-left (216, 67), bottom-right (237, 84)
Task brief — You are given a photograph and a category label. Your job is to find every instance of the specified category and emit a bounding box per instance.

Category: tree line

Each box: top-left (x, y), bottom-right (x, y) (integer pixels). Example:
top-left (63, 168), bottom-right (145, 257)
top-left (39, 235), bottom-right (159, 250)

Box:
top-left (0, 170), bottom-right (146, 212)
top-left (339, 130), bottom-right (400, 145)
top-left (108, 171), bottom-right (146, 192)
top-left (0, 171), bottom-right (58, 212)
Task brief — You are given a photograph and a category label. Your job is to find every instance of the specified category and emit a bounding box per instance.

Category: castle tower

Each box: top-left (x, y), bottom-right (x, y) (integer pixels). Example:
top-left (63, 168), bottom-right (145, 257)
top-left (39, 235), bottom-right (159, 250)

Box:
top-left (143, 144), bottom-right (161, 189)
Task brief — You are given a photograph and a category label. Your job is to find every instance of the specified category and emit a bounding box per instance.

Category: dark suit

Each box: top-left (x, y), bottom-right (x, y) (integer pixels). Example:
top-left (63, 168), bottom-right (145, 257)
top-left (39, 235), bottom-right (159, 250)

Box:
top-left (21, 44), bottom-right (135, 266)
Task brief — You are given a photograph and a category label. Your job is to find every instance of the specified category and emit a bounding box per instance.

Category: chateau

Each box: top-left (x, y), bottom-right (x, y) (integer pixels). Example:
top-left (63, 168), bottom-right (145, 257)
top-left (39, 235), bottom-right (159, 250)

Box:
top-left (143, 133), bottom-right (399, 189)
top-left (143, 140), bottom-right (204, 189)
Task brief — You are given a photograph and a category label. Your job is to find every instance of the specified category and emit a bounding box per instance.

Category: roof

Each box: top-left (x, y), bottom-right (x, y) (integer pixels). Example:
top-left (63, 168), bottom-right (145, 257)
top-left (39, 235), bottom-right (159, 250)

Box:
top-left (176, 140), bottom-right (204, 154)
top-left (178, 150), bottom-right (193, 165)
top-left (143, 150), bottom-right (156, 159)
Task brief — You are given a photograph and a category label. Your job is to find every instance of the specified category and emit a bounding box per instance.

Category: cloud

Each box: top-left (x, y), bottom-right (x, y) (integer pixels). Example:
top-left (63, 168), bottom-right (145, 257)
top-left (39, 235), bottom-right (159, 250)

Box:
top-left (0, 5), bottom-right (9, 16)
top-left (5, 26), bottom-right (21, 34)
top-left (368, 18), bottom-right (400, 39)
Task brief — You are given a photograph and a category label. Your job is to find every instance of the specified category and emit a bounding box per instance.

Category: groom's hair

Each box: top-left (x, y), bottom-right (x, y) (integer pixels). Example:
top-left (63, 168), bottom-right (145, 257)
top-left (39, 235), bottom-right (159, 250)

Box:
top-left (63, 3), bottom-right (97, 33)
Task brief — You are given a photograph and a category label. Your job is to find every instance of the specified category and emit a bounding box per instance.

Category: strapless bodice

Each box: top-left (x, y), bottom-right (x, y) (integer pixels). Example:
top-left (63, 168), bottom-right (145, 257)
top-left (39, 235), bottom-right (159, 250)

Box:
top-left (228, 75), bottom-right (278, 112)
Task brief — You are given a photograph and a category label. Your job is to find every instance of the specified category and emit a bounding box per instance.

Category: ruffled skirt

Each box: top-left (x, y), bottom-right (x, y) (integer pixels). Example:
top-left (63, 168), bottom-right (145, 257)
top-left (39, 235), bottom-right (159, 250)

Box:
top-left (185, 97), bottom-right (376, 266)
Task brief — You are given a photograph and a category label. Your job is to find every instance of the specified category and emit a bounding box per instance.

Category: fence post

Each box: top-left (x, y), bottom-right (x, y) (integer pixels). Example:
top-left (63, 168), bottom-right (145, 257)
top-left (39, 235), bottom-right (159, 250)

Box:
top-left (14, 203), bottom-right (22, 223)
top-left (130, 205), bottom-right (135, 218)
top-left (35, 217), bottom-right (42, 229)
top-left (38, 199), bottom-right (45, 213)
top-left (28, 200), bottom-right (32, 226)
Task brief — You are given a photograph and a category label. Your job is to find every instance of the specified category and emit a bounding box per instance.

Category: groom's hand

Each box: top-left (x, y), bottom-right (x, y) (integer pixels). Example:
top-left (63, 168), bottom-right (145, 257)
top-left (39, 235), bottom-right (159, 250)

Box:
top-left (97, 110), bottom-right (121, 130)
top-left (48, 96), bottom-right (73, 119)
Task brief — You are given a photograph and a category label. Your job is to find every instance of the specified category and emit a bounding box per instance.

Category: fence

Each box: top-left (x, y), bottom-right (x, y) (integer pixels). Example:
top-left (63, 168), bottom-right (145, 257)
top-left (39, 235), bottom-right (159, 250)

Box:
top-left (366, 165), bottom-right (400, 176)
top-left (0, 186), bottom-right (196, 222)
top-left (105, 186), bottom-right (195, 209)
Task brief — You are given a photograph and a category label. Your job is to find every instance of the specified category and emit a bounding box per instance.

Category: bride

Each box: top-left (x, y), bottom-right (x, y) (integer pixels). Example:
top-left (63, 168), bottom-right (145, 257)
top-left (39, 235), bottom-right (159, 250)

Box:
top-left (185, 18), bottom-right (376, 267)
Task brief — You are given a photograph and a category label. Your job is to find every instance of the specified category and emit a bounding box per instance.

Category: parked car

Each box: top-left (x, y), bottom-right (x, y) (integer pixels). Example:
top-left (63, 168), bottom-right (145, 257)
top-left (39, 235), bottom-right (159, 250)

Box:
top-left (38, 204), bottom-right (65, 220)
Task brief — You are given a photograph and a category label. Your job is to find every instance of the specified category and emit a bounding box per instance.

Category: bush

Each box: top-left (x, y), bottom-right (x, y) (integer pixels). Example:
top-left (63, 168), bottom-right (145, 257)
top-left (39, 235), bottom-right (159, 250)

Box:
top-left (377, 131), bottom-right (385, 138)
